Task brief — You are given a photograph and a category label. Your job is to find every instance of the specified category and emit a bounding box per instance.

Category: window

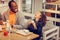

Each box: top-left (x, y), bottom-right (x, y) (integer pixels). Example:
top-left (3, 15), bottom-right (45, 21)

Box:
top-left (22, 0), bottom-right (32, 13)
top-left (0, 0), bottom-right (9, 4)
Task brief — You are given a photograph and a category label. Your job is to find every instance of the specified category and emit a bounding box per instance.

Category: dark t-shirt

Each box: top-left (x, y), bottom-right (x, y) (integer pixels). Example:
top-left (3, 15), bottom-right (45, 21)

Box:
top-left (28, 13), bottom-right (46, 36)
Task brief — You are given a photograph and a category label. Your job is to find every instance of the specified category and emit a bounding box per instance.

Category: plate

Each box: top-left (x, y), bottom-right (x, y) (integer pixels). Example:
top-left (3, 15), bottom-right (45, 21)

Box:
top-left (15, 29), bottom-right (32, 36)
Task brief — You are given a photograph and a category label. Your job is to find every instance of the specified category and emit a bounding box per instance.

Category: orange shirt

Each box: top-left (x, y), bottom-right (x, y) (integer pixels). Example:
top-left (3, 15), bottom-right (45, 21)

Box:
top-left (9, 11), bottom-right (16, 25)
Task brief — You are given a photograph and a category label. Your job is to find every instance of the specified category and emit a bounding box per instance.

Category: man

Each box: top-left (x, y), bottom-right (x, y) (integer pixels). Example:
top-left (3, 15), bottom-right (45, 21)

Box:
top-left (2, 1), bottom-right (29, 29)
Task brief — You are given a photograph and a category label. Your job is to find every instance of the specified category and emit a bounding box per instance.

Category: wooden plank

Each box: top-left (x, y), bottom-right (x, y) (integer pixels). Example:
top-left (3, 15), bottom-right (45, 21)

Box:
top-left (47, 16), bottom-right (60, 22)
top-left (46, 16), bottom-right (60, 22)
top-left (43, 9), bottom-right (60, 14)
top-left (46, 33), bottom-right (57, 39)
top-left (44, 27), bottom-right (58, 34)
top-left (43, 1), bottom-right (60, 5)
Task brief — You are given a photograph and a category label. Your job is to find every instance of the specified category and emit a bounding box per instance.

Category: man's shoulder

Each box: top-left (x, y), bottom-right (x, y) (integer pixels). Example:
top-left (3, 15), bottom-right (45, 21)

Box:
top-left (17, 11), bottom-right (23, 14)
top-left (3, 9), bottom-right (9, 15)
top-left (16, 11), bottom-right (24, 16)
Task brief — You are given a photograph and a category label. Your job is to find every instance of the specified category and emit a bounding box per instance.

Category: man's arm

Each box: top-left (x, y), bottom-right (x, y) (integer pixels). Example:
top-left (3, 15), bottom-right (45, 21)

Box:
top-left (13, 12), bottom-right (29, 29)
top-left (2, 10), bottom-right (9, 22)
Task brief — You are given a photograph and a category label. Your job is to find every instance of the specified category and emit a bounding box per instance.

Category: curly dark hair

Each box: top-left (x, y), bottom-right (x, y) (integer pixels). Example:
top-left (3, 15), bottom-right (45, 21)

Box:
top-left (39, 12), bottom-right (46, 26)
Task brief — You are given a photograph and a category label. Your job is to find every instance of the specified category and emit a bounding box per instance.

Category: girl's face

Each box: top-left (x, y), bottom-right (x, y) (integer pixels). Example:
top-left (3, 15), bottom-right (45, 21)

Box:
top-left (34, 12), bottom-right (41, 19)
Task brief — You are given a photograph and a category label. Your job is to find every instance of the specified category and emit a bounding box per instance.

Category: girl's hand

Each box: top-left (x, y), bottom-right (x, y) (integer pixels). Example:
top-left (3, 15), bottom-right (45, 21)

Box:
top-left (28, 20), bottom-right (37, 29)
top-left (31, 20), bottom-right (37, 29)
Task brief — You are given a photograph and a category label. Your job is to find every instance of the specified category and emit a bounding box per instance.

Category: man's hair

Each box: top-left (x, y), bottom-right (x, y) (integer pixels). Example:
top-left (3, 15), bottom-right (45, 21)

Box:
top-left (8, 1), bottom-right (16, 8)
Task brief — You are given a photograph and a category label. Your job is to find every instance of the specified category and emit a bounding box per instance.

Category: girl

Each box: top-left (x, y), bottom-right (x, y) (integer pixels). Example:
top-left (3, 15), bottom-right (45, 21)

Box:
top-left (28, 11), bottom-right (46, 40)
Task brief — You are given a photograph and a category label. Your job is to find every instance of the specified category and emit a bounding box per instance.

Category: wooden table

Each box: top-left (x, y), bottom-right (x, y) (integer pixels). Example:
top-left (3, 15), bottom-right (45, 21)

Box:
top-left (0, 32), bottom-right (39, 40)
top-left (0, 25), bottom-right (39, 40)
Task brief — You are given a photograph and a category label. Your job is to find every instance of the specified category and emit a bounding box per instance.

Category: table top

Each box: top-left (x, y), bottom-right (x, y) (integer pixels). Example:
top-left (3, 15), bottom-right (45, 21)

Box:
top-left (0, 31), bottom-right (39, 40)
top-left (0, 25), bottom-right (39, 40)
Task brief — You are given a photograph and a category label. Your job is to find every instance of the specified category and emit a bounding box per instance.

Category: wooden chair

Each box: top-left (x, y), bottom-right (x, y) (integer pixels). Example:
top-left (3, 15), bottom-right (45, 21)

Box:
top-left (42, 17), bottom-right (59, 40)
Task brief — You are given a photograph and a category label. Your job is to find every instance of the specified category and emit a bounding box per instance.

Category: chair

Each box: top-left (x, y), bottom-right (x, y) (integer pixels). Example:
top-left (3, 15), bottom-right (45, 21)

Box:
top-left (42, 21), bottom-right (59, 40)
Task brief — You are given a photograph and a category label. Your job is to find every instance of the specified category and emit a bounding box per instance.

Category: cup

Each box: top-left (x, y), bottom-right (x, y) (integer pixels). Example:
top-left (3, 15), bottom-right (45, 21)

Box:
top-left (3, 31), bottom-right (8, 36)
